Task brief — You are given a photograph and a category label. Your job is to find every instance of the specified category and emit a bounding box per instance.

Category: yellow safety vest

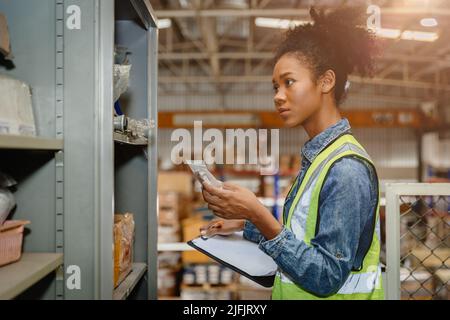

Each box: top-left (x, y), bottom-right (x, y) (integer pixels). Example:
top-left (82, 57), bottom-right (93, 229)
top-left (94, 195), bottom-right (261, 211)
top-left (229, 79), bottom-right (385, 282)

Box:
top-left (272, 134), bottom-right (385, 300)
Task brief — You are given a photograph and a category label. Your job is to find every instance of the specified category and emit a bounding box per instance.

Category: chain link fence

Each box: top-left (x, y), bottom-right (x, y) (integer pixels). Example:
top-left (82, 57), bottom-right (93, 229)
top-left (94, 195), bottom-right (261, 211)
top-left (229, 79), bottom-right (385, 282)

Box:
top-left (399, 195), bottom-right (449, 300)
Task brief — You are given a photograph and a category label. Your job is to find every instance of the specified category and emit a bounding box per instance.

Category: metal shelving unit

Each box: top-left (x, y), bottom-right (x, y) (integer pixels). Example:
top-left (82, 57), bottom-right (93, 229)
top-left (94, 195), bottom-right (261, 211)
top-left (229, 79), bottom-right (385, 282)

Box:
top-left (113, 132), bottom-right (148, 146)
top-left (0, 0), bottom-right (66, 300)
top-left (0, 0), bottom-right (158, 300)
top-left (0, 135), bottom-right (63, 150)
top-left (0, 253), bottom-right (63, 299)
top-left (113, 262), bottom-right (147, 300)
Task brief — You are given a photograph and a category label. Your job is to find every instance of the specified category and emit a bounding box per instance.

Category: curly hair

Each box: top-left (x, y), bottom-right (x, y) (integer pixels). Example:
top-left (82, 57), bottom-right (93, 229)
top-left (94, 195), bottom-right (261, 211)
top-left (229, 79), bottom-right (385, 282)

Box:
top-left (274, 6), bottom-right (380, 105)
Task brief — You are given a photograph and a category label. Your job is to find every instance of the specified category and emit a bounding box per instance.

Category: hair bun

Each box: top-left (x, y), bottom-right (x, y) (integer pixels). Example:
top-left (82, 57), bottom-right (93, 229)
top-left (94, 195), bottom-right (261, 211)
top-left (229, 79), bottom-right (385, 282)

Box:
top-left (274, 5), bottom-right (380, 105)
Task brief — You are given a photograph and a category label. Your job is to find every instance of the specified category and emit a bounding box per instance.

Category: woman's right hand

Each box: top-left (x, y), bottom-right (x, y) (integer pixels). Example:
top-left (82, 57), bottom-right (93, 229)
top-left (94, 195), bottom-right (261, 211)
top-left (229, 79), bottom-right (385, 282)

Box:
top-left (200, 219), bottom-right (245, 238)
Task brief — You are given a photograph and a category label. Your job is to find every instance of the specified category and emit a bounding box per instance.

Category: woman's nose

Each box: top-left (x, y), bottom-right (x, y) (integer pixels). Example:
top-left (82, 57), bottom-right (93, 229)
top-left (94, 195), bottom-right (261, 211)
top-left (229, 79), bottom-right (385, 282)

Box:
top-left (274, 90), bottom-right (286, 107)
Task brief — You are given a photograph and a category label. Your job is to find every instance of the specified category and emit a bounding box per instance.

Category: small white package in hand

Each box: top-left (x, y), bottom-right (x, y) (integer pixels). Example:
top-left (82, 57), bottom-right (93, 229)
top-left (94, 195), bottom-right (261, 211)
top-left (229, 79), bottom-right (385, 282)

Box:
top-left (185, 161), bottom-right (223, 189)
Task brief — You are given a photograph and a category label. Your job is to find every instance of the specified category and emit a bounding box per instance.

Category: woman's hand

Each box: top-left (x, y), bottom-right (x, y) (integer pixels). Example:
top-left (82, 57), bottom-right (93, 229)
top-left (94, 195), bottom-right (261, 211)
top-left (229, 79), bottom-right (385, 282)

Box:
top-left (201, 181), bottom-right (284, 240)
top-left (199, 219), bottom-right (245, 238)
top-left (201, 181), bottom-right (263, 221)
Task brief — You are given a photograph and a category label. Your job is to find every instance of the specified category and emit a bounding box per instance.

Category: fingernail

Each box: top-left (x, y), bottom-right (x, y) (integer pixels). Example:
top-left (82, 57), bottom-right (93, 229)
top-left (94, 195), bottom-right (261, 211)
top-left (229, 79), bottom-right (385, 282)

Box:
top-left (200, 230), bottom-right (206, 235)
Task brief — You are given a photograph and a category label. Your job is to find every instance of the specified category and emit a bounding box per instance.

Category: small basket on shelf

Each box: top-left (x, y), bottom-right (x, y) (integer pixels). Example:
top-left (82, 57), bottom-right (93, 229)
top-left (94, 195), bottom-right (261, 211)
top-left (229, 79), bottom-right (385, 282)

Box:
top-left (0, 220), bottom-right (30, 267)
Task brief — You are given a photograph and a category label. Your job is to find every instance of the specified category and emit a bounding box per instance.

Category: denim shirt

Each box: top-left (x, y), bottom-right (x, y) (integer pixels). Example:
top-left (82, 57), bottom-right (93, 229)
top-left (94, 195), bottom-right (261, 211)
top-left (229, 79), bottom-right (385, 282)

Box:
top-left (243, 118), bottom-right (379, 296)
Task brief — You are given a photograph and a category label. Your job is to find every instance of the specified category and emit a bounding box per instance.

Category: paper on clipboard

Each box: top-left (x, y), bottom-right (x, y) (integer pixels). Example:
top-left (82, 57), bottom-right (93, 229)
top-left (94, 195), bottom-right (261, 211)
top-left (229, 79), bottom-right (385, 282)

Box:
top-left (189, 232), bottom-right (277, 277)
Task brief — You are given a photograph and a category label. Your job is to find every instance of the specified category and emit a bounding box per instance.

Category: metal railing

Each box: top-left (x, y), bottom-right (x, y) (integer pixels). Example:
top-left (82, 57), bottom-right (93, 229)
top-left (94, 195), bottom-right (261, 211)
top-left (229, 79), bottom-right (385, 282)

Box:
top-left (385, 183), bottom-right (450, 300)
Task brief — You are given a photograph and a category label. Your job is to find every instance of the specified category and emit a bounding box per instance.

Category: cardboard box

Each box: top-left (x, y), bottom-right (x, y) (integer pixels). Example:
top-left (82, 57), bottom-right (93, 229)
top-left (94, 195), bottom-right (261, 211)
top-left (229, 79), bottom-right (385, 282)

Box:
top-left (159, 192), bottom-right (180, 209)
top-left (158, 267), bottom-right (178, 297)
top-left (159, 208), bottom-right (179, 226)
top-left (158, 191), bottom-right (192, 223)
top-left (158, 225), bottom-right (181, 243)
top-left (114, 213), bottom-right (134, 288)
top-left (0, 13), bottom-right (11, 58)
top-left (158, 172), bottom-right (193, 197)
top-left (181, 216), bottom-right (212, 264)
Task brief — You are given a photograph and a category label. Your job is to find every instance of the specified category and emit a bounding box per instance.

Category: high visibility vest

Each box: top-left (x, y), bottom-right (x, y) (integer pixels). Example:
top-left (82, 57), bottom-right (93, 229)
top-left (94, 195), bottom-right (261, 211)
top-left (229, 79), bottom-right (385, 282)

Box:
top-left (272, 134), bottom-right (385, 300)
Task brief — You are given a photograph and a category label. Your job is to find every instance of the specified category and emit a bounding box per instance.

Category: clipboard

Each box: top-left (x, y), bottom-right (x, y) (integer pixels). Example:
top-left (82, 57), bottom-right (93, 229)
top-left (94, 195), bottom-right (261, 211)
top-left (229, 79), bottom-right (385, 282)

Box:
top-left (187, 232), bottom-right (277, 288)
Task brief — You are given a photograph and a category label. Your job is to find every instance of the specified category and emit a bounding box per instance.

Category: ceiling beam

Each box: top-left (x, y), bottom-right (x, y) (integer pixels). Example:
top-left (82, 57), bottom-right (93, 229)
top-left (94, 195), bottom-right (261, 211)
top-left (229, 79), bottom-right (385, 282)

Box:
top-left (158, 75), bottom-right (450, 91)
top-left (158, 51), bottom-right (450, 65)
top-left (158, 91), bottom-right (422, 105)
top-left (193, 0), bottom-right (220, 79)
top-left (199, 17), bottom-right (220, 78)
top-left (158, 109), bottom-right (439, 129)
top-left (155, 8), bottom-right (450, 18)
top-left (411, 44), bottom-right (450, 80)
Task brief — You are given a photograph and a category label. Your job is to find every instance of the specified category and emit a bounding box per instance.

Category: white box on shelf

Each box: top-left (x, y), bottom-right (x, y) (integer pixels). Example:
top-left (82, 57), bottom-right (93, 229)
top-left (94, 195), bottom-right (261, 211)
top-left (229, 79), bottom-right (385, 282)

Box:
top-left (0, 75), bottom-right (36, 136)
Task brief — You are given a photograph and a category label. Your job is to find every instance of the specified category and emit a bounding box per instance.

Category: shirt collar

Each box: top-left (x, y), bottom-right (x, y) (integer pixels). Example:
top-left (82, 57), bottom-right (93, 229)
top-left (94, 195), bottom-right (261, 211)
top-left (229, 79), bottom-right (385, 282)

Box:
top-left (301, 118), bottom-right (351, 163)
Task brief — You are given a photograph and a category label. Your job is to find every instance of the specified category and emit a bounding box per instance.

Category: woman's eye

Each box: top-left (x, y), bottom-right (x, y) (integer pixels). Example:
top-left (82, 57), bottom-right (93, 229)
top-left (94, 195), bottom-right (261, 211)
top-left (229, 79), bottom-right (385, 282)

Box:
top-left (273, 85), bottom-right (279, 93)
top-left (285, 79), bottom-right (295, 87)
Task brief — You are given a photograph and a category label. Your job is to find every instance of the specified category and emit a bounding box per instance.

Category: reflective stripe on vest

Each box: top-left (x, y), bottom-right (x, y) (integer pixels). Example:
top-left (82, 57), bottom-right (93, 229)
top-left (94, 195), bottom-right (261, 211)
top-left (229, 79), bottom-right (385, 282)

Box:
top-left (276, 265), bottom-right (382, 294)
top-left (273, 134), bottom-right (385, 300)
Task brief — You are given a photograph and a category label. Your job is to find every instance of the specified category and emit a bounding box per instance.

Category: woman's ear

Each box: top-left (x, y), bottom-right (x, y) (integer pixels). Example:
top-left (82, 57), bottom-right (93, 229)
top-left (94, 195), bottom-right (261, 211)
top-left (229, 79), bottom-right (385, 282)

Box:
top-left (319, 69), bottom-right (336, 94)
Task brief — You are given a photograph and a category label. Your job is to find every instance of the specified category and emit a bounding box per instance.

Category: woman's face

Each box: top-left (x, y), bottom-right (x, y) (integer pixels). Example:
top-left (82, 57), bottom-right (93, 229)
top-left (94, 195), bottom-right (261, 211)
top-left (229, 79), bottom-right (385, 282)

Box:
top-left (272, 54), bottom-right (322, 128)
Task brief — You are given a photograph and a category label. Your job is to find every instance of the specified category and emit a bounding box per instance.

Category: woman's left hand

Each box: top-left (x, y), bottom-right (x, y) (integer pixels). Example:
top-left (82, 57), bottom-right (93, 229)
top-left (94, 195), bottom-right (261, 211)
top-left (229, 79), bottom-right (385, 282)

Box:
top-left (201, 181), bottom-right (263, 221)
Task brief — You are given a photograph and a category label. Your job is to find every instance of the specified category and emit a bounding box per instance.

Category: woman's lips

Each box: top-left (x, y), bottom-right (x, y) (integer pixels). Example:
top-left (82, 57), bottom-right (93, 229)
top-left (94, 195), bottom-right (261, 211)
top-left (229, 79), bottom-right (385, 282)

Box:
top-left (278, 108), bottom-right (290, 116)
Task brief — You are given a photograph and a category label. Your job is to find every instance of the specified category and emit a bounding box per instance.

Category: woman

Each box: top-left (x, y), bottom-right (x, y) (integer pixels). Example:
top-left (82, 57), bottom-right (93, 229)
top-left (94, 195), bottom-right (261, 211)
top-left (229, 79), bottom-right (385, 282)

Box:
top-left (200, 6), bottom-right (384, 300)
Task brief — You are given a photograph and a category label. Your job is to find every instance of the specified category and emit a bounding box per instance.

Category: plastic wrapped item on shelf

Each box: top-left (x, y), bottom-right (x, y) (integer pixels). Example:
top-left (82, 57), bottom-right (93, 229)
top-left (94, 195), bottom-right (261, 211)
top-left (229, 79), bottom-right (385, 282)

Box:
top-left (114, 45), bottom-right (130, 65)
top-left (0, 188), bottom-right (15, 226)
top-left (0, 75), bottom-right (36, 136)
top-left (0, 172), bottom-right (17, 225)
top-left (113, 64), bottom-right (132, 103)
top-left (0, 13), bottom-right (12, 59)
top-left (0, 172), bottom-right (17, 188)
top-left (127, 118), bottom-right (151, 139)
top-left (113, 213), bottom-right (135, 288)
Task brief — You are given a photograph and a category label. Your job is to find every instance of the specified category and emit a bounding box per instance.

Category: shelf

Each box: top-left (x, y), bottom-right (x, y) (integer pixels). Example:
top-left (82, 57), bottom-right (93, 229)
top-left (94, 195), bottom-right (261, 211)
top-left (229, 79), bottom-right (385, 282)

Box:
top-left (237, 284), bottom-right (272, 292)
top-left (0, 135), bottom-right (63, 151)
top-left (115, 0), bottom-right (158, 29)
top-left (113, 262), bottom-right (147, 300)
top-left (158, 243), bottom-right (194, 252)
top-left (0, 253), bottom-right (63, 299)
top-left (113, 132), bottom-right (148, 146)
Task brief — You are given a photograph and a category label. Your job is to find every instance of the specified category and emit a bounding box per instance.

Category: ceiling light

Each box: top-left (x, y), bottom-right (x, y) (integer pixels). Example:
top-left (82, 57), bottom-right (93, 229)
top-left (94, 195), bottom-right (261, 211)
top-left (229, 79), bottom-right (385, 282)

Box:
top-left (375, 28), bottom-right (402, 39)
top-left (420, 18), bottom-right (438, 27)
top-left (157, 18), bottom-right (172, 29)
top-left (401, 30), bottom-right (438, 42)
top-left (255, 17), bottom-right (309, 29)
top-left (374, 27), bottom-right (438, 42)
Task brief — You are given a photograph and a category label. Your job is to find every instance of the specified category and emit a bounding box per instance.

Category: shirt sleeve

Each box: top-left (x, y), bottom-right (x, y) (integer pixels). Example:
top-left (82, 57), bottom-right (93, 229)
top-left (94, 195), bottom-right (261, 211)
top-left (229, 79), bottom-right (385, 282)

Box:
top-left (243, 220), bottom-right (265, 243)
top-left (257, 157), bottom-right (376, 297)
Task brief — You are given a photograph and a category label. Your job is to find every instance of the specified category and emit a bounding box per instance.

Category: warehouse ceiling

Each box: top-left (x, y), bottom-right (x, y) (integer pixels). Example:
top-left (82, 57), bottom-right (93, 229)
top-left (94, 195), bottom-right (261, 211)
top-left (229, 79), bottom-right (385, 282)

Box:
top-left (153, 0), bottom-right (450, 107)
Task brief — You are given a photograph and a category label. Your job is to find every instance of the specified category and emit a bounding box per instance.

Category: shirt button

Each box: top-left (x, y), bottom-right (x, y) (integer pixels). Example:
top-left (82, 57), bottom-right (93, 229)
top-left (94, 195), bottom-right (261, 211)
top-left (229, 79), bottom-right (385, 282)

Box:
top-left (335, 253), bottom-right (343, 259)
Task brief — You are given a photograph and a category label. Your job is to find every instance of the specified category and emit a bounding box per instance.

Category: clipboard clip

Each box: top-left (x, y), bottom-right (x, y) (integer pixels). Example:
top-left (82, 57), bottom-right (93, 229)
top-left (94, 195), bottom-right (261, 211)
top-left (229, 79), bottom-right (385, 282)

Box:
top-left (200, 234), bottom-right (216, 241)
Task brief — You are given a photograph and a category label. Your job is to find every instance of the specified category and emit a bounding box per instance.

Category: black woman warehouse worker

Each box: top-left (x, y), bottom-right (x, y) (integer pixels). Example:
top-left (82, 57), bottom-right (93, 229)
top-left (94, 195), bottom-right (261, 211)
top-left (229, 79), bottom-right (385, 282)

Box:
top-left (200, 6), bottom-right (384, 300)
